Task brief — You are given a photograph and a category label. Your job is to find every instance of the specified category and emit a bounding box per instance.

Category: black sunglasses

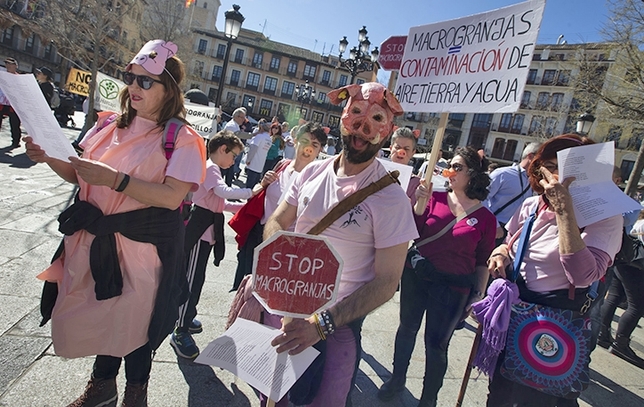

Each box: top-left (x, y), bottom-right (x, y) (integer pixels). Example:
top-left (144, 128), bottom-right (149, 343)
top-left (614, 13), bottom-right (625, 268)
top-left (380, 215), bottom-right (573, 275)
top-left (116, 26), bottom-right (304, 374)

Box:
top-left (122, 72), bottom-right (163, 90)
top-left (447, 163), bottom-right (466, 172)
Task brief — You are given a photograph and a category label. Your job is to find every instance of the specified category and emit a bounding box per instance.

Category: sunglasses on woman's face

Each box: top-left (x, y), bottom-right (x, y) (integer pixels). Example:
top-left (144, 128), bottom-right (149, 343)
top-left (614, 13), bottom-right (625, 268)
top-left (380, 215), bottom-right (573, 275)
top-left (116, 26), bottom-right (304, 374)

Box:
top-left (122, 72), bottom-right (163, 90)
top-left (447, 163), bottom-right (466, 172)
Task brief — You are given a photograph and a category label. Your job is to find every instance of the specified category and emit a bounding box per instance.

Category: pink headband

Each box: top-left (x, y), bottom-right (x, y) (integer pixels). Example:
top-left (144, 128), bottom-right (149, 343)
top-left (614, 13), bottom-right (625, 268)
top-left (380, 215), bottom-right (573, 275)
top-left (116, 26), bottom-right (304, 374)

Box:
top-left (127, 40), bottom-right (178, 82)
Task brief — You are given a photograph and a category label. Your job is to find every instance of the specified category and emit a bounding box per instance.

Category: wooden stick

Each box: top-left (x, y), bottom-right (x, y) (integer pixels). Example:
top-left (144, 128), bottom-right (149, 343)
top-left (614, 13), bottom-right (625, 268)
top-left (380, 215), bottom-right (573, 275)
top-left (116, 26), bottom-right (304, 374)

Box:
top-left (414, 112), bottom-right (449, 215)
top-left (267, 316), bottom-right (293, 407)
top-left (455, 323), bottom-right (483, 407)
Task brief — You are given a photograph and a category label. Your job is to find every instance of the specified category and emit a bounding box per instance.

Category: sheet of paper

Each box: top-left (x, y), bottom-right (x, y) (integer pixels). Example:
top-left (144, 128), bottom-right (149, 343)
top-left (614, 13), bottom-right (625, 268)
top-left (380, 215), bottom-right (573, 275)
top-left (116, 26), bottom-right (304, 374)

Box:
top-left (0, 72), bottom-right (76, 162)
top-left (378, 158), bottom-right (413, 193)
top-left (195, 318), bottom-right (319, 401)
top-left (558, 142), bottom-right (641, 228)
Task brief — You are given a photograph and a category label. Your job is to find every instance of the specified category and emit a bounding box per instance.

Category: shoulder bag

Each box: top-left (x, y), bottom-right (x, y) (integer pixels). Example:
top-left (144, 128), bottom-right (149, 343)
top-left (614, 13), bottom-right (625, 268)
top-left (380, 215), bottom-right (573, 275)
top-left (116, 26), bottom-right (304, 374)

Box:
top-left (500, 207), bottom-right (599, 399)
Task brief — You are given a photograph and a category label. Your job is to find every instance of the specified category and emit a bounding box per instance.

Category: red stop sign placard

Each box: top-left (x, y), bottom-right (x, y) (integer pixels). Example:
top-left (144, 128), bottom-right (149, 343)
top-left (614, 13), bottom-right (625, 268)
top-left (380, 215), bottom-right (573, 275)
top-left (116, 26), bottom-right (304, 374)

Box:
top-left (379, 35), bottom-right (408, 71)
top-left (252, 231), bottom-right (343, 318)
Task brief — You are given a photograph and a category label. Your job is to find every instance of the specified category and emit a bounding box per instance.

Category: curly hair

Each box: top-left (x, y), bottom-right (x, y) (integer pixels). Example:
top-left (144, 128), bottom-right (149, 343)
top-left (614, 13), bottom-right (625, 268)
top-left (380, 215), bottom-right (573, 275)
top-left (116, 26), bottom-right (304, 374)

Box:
top-left (451, 146), bottom-right (490, 201)
top-left (117, 55), bottom-right (187, 129)
top-left (527, 134), bottom-right (594, 195)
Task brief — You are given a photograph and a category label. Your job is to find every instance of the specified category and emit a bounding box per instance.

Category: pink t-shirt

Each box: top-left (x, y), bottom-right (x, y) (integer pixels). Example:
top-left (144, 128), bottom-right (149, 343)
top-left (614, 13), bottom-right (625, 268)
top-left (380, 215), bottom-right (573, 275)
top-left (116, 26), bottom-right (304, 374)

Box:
top-left (415, 192), bottom-right (496, 276)
top-left (261, 162), bottom-right (299, 226)
top-left (506, 196), bottom-right (623, 292)
top-left (192, 160), bottom-right (253, 244)
top-left (285, 157), bottom-right (419, 301)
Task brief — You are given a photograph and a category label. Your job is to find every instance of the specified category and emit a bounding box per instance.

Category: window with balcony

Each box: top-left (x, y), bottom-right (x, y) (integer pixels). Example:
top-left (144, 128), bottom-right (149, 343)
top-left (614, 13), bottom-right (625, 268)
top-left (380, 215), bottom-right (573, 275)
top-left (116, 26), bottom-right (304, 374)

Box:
top-left (230, 69), bottom-right (240, 86)
top-left (321, 70), bottom-right (331, 86)
top-left (491, 138), bottom-right (506, 158)
top-left (550, 93), bottom-right (564, 111)
top-left (526, 69), bottom-right (537, 84)
top-left (211, 65), bottom-right (223, 81)
top-left (338, 75), bottom-right (348, 87)
top-left (197, 39), bottom-right (207, 54)
top-left (317, 92), bottom-right (327, 104)
top-left (448, 113), bottom-right (466, 128)
top-left (556, 70), bottom-right (571, 86)
top-left (246, 72), bottom-right (260, 90)
top-left (545, 117), bottom-right (558, 136)
top-left (541, 69), bottom-right (557, 85)
top-left (627, 130), bottom-right (644, 151)
top-left (281, 81), bottom-right (295, 98)
top-left (471, 114), bottom-right (492, 129)
top-left (503, 139), bottom-right (518, 161)
top-left (234, 49), bottom-right (244, 63)
top-left (252, 52), bottom-right (263, 68)
top-left (264, 76), bottom-right (277, 94)
top-left (287, 60), bottom-right (298, 76)
top-left (259, 99), bottom-right (273, 117)
top-left (208, 88), bottom-right (217, 102)
top-left (311, 111), bottom-right (324, 123)
top-left (25, 34), bottom-right (35, 54)
top-left (303, 64), bottom-right (316, 80)
top-left (356, 79), bottom-right (365, 85)
top-left (2, 27), bottom-right (13, 45)
top-left (499, 113), bottom-right (513, 132)
top-left (226, 92), bottom-right (237, 105)
top-left (270, 56), bottom-right (280, 71)
top-left (216, 44), bottom-right (226, 59)
top-left (278, 103), bottom-right (290, 118)
top-left (193, 60), bottom-right (204, 77)
top-left (536, 92), bottom-right (550, 110)
top-left (520, 91), bottom-right (531, 108)
top-left (44, 43), bottom-right (52, 60)
top-left (529, 116), bottom-right (544, 134)
top-left (510, 114), bottom-right (525, 134)
top-left (329, 115), bottom-right (340, 129)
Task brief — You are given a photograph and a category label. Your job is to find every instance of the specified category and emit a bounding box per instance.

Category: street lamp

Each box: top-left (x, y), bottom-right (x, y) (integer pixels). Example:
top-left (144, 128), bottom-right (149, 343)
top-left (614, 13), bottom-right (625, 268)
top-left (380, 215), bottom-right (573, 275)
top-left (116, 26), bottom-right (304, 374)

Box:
top-left (338, 26), bottom-right (380, 84)
top-left (295, 80), bottom-right (316, 119)
top-left (576, 112), bottom-right (596, 135)
top-left (214, 4), bottom-right (245, 107)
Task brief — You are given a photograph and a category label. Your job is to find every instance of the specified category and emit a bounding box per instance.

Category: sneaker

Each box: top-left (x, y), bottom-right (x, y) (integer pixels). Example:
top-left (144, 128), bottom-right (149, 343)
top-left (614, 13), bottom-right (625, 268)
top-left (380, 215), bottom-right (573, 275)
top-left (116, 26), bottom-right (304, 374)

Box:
top-left (377, 375), bottom-right (406, 401)
top-left (121, 382), bottom-right (148, 407)
top-left (189, 319), bottom-right (203, 334)
top-left (170, 330), bottom-right (200, 359)
top-left (67, 377), bottom-right (117, 407)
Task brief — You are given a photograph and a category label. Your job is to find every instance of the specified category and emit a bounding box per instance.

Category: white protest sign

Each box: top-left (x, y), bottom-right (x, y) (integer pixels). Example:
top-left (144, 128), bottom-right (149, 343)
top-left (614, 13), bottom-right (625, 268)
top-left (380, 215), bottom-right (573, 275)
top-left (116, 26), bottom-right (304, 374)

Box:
top-left (94, 72), bottom-right (124, 112)
top-left (395, 0), bottom-right (545, 113)
top-left (185, 102), bottom-right (219, 138)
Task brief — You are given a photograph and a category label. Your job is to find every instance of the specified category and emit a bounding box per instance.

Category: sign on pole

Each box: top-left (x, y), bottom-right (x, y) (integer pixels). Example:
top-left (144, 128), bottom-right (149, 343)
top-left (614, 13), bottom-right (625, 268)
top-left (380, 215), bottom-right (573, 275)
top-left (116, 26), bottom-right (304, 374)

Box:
top-left (252, 231), bottom-right (343, 319)
top-left (379, 36), bottom-right (408, 71)
top-left (395, 0), bottom-right (545, 113)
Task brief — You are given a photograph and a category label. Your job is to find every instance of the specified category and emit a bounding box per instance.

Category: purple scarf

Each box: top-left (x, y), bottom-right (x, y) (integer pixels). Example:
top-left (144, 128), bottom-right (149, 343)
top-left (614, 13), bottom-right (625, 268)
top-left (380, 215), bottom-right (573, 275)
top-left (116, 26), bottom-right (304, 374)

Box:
top-left (471, 278), bottom-right (520, 377)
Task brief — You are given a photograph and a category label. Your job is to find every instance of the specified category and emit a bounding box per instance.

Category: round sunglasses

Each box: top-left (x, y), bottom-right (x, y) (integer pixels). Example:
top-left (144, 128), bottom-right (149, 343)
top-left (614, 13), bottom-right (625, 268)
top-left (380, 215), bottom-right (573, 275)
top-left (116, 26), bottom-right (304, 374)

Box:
top-left (122, 71), bottom-right (163, 90)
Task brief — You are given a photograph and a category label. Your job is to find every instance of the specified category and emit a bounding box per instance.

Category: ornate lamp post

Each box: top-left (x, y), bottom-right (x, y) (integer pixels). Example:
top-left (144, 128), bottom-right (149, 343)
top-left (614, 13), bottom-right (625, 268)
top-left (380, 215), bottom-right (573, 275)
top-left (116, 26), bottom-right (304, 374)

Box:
top-left (576, 112), bottom-right (596, 135)
top-left (338, 26), bottom-right (380, 84)
top-left (295, 80), bottom-right (316, 119)
top-left (214, 4), bottom-right (244, 107)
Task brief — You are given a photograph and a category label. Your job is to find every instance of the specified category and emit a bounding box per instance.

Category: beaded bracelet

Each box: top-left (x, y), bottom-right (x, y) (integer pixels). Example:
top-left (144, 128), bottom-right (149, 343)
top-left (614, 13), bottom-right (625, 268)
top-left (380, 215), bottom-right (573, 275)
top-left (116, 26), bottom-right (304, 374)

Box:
top-left (115, 173), bottom-right (131, 192)
top-left (320, 310), bottom-right (336, 336)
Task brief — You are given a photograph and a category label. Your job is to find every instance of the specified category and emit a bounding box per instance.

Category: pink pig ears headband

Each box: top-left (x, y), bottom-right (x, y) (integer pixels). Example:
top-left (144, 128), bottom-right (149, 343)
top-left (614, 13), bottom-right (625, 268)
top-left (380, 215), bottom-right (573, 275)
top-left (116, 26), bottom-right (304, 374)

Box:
top-left (127, 40), bottom-right (179, 85)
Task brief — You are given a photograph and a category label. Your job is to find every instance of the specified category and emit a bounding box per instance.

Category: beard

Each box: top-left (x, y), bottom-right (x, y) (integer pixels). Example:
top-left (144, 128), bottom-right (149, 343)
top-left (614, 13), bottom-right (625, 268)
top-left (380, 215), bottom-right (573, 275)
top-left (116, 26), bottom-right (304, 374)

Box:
top-left (342, 134), bottom-right (386, 164)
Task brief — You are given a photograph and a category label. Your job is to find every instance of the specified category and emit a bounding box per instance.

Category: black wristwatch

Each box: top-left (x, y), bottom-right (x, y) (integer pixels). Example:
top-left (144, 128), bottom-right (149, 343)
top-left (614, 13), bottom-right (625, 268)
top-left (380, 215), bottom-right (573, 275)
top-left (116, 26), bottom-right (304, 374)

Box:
top-left (115, 174), bottom-right (131, 192)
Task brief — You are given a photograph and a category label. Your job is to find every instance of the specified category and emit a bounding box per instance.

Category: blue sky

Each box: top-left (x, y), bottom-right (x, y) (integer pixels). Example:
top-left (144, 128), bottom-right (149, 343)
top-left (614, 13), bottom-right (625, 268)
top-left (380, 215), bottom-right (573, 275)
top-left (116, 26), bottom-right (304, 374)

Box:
top-left (218, 0), bottom-right (610, 53)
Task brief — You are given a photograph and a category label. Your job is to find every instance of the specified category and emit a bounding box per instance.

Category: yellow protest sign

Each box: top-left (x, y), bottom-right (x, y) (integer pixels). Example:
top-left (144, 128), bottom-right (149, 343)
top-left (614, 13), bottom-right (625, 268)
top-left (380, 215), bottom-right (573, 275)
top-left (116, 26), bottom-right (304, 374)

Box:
top-left (66, 68), bottom-right (92, 97)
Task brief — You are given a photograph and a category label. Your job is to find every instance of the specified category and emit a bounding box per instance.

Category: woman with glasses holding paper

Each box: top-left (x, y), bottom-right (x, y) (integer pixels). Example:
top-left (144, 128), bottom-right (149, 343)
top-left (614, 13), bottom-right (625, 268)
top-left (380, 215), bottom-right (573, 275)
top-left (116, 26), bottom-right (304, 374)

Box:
top-left (24, 40), bottom-right (206, 407)
top-left (481, 134), bottom-right (622, 406)
top-left (378, 146), bottom-right (495, 407)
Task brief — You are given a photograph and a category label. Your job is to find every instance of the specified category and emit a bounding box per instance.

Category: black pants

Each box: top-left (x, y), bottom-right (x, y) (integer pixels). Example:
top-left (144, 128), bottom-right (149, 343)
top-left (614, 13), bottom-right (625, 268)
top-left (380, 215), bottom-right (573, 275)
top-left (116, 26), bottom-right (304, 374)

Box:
top-left (0, 105), bottom-right (21, 145)
top-left (220, 167), bottom-right (234, 187)
top-left (391, 267), bottom-right (469, 402)
top-left (601, 263), bottom-right (644, 338)
top-left (93, 342), bottom-right (152, 385)
top-left (176, 239), bottom-right (212, 331)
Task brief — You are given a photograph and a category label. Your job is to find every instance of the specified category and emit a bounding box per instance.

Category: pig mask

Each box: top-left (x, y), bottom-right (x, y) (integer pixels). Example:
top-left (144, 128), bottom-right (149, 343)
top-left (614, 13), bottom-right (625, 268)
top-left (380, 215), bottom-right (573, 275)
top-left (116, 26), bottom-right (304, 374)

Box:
top-left (327, 83), bottom-right (403, 145)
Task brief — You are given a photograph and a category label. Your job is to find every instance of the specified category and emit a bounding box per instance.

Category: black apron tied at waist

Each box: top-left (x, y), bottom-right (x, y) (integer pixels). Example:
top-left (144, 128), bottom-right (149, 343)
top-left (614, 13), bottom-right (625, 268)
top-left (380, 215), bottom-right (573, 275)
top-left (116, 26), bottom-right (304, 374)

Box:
top-left (42, 198), bottom-right (188, 351)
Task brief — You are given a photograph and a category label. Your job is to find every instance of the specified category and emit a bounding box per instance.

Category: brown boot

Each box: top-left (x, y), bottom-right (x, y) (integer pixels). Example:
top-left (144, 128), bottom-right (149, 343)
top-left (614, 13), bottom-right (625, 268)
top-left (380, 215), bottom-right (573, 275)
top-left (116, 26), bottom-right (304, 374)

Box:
top-left (121, 382), bottom-right (148, 407)
top-left (67, 377), bottom-right (117, 407)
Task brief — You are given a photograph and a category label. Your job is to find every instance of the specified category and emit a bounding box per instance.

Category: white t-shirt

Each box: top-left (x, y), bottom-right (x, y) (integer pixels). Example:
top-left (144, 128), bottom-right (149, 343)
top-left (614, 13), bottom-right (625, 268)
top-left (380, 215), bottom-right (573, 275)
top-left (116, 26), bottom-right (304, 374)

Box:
top-left (285, 157), bottom-right (418, 302)
top-left (283, 132), bottom-right (295, 159)
top-left (631, 219), bottom-right (644, 244)
top-left (223, 120), bottom-right (240, 132)
top-left (246, 131), bottom-right (272, 173)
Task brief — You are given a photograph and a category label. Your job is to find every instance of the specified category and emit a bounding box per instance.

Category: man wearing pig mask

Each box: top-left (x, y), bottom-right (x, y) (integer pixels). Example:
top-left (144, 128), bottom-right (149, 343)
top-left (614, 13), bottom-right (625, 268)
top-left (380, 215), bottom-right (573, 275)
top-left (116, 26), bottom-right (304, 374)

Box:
top-left (263, 82), bottom-right (419, 406)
